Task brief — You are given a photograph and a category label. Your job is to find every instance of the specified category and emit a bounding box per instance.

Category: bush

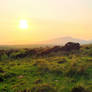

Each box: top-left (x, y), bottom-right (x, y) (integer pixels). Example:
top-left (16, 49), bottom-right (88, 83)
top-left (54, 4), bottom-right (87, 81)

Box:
top-left (31, 83), bottom-right (56, 92)
top-left (71, 86), bottom-right (88, 92)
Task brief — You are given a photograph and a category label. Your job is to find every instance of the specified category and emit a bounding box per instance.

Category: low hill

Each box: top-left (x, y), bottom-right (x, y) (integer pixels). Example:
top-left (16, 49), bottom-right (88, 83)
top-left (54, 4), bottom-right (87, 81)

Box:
top-left (40, 37), bottom-right (92, 45)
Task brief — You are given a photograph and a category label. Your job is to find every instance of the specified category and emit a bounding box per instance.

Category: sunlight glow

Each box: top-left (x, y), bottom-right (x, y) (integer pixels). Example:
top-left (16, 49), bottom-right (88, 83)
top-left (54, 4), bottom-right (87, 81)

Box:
top-left (19, 20), bottom-right (28, 29)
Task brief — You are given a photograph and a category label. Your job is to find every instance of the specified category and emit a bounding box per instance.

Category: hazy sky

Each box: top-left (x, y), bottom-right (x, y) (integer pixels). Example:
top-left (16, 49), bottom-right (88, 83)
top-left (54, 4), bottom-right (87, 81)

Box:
top-left (0, 0), bottom-right (92, 44)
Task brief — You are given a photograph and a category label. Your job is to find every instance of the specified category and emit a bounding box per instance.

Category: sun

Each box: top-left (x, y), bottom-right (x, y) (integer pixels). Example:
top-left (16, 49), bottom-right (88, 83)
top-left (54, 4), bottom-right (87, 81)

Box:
top-left (19, 20), bottom-right (28, 29)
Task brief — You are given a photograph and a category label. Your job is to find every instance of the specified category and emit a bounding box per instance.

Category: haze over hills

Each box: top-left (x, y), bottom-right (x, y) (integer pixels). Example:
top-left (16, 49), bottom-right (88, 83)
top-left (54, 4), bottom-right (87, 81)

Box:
top-left (0, 37), bottom-right (92, 49)
top-left (40, 37), bottom-right (92, 46)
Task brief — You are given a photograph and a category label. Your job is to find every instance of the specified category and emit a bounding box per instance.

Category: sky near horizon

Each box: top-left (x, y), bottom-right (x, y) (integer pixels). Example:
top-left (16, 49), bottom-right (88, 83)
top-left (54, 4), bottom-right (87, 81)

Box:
top-left (0, 0), bottom-right (92, 44)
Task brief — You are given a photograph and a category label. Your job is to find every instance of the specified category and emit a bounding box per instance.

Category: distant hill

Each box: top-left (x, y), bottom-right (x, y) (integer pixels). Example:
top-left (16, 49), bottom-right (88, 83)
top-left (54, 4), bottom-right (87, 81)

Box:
top-left (40, 37), bottom-right (92, 45)
top-left (0, 37), bottom-right (92, 49)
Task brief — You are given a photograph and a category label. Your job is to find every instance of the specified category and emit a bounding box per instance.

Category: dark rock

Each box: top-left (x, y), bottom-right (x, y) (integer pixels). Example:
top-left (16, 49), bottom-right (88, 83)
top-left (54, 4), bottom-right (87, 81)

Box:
top-left (62, 42), bottom-right (80, 51)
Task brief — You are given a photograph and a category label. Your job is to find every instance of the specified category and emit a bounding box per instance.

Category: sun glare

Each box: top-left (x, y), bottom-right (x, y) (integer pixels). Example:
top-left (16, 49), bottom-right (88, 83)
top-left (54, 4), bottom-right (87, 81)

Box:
top-left (19, 20), bottom-right (28, 29)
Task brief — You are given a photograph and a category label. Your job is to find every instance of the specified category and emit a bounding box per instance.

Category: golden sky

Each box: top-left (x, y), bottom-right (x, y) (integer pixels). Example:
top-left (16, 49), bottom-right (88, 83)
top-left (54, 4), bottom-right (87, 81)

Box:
top-left (0, 0), bottom-right (92, 44)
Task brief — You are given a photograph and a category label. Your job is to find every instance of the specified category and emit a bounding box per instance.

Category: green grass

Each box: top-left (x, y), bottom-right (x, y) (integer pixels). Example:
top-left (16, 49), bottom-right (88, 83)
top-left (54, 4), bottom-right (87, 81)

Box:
top-left (0, 45), bottom-right (92, 92)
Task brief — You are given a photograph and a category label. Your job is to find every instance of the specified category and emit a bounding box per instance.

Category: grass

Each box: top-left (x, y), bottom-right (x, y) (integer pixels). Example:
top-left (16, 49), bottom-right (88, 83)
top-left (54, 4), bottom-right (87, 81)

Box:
top-left (0, 45), bottom-right (92, 92)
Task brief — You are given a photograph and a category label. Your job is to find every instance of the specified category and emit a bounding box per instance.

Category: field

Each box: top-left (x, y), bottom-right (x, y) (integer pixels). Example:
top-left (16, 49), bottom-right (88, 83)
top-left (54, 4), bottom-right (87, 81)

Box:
top-left (0, 43), bottom-right (92, 92)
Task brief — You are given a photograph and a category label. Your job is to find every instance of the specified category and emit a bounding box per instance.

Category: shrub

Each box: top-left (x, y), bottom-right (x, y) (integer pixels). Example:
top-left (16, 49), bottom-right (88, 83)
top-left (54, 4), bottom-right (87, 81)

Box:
top-left (71, 86), bottom-right (88, 92)
top-left (31, 83), bottom-right (56, 92)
